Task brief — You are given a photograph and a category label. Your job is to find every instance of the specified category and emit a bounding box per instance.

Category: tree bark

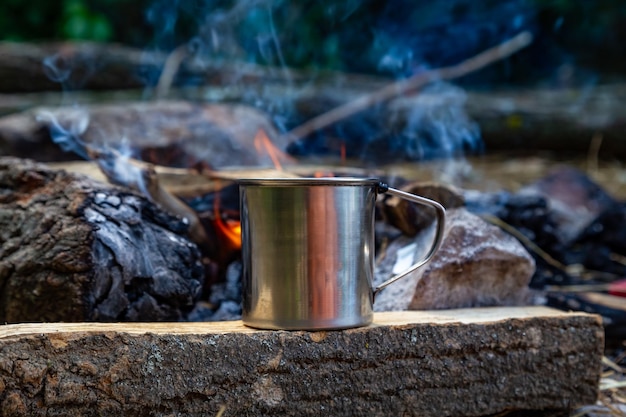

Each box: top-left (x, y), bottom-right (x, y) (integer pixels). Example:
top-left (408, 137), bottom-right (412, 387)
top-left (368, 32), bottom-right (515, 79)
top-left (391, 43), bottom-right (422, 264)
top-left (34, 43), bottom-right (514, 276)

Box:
top-left (0, 157), bottom-right (204, 323)
top-left (0, 308), bottom-right (603, 416)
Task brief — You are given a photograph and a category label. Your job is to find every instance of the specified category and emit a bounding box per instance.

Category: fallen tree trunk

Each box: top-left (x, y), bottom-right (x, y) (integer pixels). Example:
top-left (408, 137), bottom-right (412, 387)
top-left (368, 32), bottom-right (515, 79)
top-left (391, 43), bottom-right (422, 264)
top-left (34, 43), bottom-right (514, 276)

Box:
top-left (389, 84), bottom-right (626, 157)
top-left (0, 41), bottom-right (368, 94)
top-left (0, 157), bottom-right (204, 322)
top-left (2, 83), bottom-right (626, 164)
top-left (0, 42), bottom-right (153, 93)
top-left (0, 100), bottom-right (282, 167)
top-left (0, 307), bottom-right (603, 416)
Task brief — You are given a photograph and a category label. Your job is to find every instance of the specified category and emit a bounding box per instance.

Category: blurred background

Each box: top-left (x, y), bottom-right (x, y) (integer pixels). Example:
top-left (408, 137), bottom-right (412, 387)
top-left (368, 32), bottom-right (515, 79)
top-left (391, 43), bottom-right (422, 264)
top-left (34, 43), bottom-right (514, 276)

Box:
top-left (1, 0), bottom-right (625, 88)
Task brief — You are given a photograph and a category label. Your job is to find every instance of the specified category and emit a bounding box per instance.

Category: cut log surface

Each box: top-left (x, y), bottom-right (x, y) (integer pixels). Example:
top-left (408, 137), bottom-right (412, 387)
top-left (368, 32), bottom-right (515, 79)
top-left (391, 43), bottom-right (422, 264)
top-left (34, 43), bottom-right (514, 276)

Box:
top-left (0, 307), bottom-right (603, 416)
top-left (0, 157), bottom-right (204, 323)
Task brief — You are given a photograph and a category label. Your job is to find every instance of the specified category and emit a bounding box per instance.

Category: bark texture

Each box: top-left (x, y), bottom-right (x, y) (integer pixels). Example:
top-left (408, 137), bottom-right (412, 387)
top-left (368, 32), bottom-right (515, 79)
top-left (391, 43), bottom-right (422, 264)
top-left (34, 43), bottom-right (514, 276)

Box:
top-left (0, 157), bottom-right (204, 322)
top-left (0, 308), bottom-right (603, 417)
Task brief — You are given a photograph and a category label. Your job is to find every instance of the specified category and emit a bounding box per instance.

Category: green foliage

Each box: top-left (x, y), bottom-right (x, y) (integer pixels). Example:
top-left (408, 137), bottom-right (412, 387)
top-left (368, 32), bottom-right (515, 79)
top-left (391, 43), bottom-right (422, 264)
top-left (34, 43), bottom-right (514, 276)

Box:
top-left (0, 0), bottom-right (624, 79)
top-left (0, 0), bottom-right (147, 42)
top-left (60, 0), bottom-right (112, 41)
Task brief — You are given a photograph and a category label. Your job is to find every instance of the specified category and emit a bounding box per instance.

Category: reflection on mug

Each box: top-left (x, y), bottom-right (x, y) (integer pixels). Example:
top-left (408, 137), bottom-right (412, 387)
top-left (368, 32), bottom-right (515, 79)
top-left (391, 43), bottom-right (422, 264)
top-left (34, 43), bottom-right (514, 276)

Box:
top-left (307, 186), bottom-right (339, 320)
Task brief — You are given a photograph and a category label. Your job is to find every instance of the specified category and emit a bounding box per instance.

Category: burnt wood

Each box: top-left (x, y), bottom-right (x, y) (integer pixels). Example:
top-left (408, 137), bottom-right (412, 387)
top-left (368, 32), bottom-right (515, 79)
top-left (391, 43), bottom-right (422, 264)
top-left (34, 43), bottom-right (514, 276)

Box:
top-left (0, 157), bottom-right (204, 322)
top-left (0, 308), bottom-right (604, 416)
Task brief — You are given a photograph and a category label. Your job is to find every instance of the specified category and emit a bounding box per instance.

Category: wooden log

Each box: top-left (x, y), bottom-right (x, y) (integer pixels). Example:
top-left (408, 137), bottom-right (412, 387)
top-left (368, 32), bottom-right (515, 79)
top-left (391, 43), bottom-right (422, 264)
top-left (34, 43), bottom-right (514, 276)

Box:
top-left (0, 157), bottom-right (204, 323)
top-left (0, 42), bottom-right (152, 93)
top-left (2, 82), bottom-right (626, 164)
top-left (0, 38), bottom-right (624, 160)
top-left (0, 100), bottom-right (283, 168)
top-left (0, 41), bottom-right (383, 94)
top-left (0, 307), bottom-right (603, 416)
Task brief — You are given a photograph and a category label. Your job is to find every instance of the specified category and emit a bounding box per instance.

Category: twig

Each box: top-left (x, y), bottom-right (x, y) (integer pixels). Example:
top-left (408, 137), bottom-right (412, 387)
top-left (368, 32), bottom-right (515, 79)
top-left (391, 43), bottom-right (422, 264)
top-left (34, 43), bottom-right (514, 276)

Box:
top-left (544, 284), bottom-right (613, 292)
top-left (156, 44), bottom-right (190, 99)
top-left (603, 356), bottom-right (626, 374)
top-left (599, 392), bottom-right (626, 416)
top-left (284, 31), bottom-right (533, 144)
top-left (215, 405), bottom-right (227, 417)
top-left (587, 132), bottom-right (603, 174)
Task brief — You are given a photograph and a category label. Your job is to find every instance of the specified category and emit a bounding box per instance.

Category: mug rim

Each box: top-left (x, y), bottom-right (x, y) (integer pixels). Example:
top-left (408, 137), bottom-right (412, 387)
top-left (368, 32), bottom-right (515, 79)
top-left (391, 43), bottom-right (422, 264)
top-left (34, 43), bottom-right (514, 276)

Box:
top-left (237, 177), bottom-right (380, 186)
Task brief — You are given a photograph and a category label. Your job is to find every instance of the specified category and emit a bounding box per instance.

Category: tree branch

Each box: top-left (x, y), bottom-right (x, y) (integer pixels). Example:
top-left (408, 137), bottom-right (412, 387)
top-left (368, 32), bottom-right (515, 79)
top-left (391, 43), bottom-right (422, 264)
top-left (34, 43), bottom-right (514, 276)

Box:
top-left (284, 31), bottom-right (534, 145)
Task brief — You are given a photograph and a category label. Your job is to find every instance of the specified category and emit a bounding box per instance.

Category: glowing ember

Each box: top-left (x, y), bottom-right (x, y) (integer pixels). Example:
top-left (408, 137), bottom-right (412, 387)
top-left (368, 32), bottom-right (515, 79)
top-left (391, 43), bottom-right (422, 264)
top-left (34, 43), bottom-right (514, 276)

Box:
top-left (213, 183), bottom-right (241, 250)
top-left (214, 216), bottom-right (242, 250)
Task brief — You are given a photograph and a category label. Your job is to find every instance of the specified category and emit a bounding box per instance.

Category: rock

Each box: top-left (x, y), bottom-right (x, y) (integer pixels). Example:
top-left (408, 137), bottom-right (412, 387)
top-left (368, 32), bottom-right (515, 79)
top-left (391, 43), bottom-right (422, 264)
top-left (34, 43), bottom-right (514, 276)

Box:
top-left (518, 166), bottom-right (617, 244)
top-left (374, 207), bottom-right (535, 311)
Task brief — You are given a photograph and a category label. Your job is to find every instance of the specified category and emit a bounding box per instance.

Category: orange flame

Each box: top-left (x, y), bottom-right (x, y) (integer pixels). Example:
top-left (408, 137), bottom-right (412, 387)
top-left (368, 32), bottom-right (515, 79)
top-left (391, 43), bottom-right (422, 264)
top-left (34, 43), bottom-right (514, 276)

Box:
top-left (213, 183), bottom-right (241, 250)
top-left (253, 129), bottom-right (292, 170)
top-left (214, 215), bottom-right (242, 250)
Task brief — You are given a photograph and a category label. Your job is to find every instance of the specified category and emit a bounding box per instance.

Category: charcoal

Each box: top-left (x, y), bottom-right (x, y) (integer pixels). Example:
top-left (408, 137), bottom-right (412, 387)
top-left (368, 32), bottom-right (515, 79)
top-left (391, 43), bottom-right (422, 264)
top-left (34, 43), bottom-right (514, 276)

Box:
top-left (576, 201), bottom-right (626, 256)
top-left (0, 157), bottom-right (205, 322)
top-left (518, 166), bottom-right (617, 244)
top-left (465, 168), bottom-right (626, 290)
top-left (184, 183), bottom-right (240, 214)
top-left (190, 260), bottom-right (243, 322)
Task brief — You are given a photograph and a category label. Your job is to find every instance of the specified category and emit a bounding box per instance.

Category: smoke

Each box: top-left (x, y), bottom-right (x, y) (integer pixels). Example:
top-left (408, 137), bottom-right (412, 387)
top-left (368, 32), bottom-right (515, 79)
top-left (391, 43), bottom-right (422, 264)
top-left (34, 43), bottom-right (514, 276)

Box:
top-left (386, 82), bottom-right (481, 161)
top-left (36, 108), bottom-right (90, 159)
top-left (140, 0), bottom-right (498, 164)
top-left (40, 1), bottom-right (540, 171)
top-left (42, 50), bottom-right (103, 94)
top-left (366, 1), bottom-right (535, 77)
top-left (37, 106), bottom-right (150, 195)
top-left (43, 54), bottom-right (73, 86)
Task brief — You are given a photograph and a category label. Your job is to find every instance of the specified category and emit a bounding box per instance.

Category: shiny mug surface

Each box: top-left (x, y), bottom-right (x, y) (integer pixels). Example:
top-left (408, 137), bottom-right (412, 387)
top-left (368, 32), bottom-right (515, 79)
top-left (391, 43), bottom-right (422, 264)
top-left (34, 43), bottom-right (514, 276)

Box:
top-left (239, 177), bottom-right (445, 330)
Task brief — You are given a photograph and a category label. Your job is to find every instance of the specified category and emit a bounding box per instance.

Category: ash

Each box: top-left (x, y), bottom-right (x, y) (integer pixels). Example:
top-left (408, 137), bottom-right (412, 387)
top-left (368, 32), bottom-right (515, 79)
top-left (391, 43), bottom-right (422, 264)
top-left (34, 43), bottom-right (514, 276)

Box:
top-left (188, 260), bottom-right (243, 321)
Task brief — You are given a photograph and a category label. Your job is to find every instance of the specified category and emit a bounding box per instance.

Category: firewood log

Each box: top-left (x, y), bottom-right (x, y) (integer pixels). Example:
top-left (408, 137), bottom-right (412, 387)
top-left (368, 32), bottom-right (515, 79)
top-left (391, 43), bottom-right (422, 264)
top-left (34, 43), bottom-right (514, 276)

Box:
top-left (0, 308), bottom-right (604, 416)
top-left (0, 157), bottom-right (204, 323)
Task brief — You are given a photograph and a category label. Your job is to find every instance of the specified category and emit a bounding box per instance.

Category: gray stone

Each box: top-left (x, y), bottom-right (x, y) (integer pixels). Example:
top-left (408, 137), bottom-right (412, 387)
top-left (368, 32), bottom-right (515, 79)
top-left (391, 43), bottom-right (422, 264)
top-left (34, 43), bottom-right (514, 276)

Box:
top-left (374, 207), bottom-right (535, 311)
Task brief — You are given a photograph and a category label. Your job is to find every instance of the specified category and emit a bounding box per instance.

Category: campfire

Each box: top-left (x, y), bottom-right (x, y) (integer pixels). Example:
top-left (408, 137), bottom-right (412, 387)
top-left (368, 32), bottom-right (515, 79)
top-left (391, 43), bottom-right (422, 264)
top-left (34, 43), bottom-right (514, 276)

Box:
top-left (0, 5), bottom-right (624, 414)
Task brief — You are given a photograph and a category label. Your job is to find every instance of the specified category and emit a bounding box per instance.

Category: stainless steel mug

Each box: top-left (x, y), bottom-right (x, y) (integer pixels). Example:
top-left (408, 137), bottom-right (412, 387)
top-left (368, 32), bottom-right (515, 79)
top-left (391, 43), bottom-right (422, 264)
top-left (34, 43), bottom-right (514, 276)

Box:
top-left (238, 177), bottom-right (445, 330)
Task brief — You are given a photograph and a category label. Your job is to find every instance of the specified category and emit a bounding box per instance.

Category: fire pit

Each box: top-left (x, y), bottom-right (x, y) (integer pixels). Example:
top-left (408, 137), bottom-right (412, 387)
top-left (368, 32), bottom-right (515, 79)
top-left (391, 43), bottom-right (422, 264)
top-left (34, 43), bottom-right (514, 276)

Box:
top-left (0, 4), bottom-right (625, 413)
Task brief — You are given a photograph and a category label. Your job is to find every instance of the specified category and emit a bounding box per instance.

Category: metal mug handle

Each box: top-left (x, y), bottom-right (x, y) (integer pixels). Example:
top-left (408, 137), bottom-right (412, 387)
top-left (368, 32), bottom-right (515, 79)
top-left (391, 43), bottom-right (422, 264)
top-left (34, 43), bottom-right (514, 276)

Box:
top-left (373, 182), bottom-right (446, 298)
